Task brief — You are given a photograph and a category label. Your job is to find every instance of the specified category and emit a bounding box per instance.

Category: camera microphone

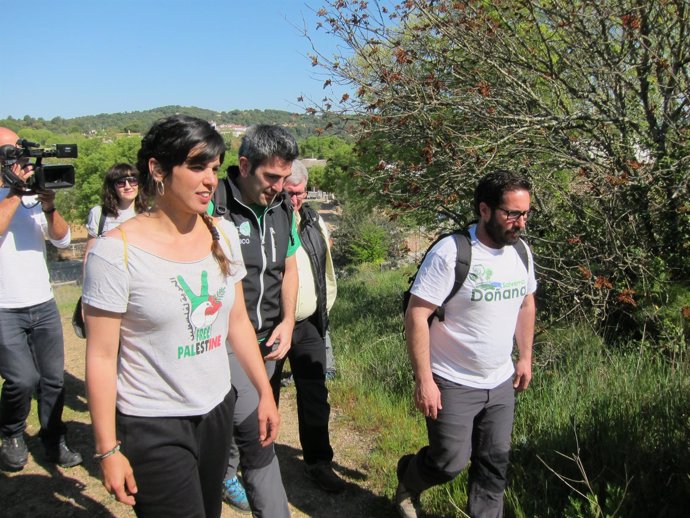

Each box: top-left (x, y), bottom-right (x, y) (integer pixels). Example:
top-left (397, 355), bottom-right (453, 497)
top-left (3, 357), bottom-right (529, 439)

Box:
top-left (16, 138), bottom-right (39, 148)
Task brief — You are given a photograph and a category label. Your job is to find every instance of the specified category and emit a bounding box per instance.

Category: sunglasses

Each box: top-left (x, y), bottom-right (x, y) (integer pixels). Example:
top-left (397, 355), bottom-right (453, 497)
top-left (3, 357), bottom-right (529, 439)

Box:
top-left (115, 177), bottom-right (139, 188)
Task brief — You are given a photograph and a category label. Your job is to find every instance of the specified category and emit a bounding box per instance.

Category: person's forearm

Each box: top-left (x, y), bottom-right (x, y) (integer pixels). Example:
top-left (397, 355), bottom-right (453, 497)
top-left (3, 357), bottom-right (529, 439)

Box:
top-left (86, 349), bottom-right (119, 453)
top-left (0, 190), bottom-right (21, 235)
top-left (515, 294), bottom-right (535, 362)
top-left (85, 308), bottom-right (123, 453)
top-left (405, 307), bottom-right (435, 384)
top-left (45, 209), bottom-right (70, 241)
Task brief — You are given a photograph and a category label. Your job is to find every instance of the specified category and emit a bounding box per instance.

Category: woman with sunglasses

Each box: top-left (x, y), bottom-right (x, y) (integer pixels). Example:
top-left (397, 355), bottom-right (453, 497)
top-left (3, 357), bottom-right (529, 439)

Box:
top-left (82, 115), bottom-right (280, 518)
top-left (85, 163), bottom-right (146, 254)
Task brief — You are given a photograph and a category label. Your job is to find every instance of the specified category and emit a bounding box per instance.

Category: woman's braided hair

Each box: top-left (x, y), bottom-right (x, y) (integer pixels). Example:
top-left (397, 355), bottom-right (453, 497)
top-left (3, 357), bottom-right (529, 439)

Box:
top-left (200, 212), bottom-right (231, 277)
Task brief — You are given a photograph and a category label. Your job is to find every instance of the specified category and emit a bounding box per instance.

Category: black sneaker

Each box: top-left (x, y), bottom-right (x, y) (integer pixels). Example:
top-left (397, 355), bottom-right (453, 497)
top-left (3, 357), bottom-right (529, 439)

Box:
top-left (44, 437), bottom-right (83, 468)
top-left (0, 434), bottom-right (29, 471)
top-left (305, 461), bottom-right (347, 493)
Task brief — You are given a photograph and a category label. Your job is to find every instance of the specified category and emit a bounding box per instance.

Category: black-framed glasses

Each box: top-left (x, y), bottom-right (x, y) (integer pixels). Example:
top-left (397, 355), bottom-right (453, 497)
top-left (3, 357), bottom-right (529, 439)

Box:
top-left (496, 207), bottom-right (531, 221)
top-left (115, 177), bottom-right (139, 188)
top-left (286, 191), bottom-right (307, 199)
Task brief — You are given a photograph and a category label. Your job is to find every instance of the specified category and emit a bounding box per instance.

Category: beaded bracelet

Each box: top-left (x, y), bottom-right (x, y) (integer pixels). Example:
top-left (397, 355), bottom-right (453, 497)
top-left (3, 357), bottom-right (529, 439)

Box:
top-left (93, 441), bottom-right (121, 462)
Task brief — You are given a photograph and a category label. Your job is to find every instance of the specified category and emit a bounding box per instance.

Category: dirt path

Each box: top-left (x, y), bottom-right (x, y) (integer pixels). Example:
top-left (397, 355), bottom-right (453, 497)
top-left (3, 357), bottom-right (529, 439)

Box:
top-left (0, 315), bottom-right (394, 518)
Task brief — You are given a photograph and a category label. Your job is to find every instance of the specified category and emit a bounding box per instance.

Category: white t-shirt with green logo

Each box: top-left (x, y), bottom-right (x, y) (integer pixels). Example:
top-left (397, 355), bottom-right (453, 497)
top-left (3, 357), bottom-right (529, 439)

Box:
top-left (410, 225), bottom-right (537, 389)
top-left (82, 219), bottom-right (246, 417)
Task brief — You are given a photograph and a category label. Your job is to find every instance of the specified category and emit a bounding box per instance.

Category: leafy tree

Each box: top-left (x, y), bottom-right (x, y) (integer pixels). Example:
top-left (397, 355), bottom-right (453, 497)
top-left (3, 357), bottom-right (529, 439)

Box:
top-left (305, 164), bottom-right (326, 190)
top-left (301, 135), bottom-right (352, 159)
top-left (62, 136), bottom-right (140, 223)
top-left (308, 0), bottom-right (690, 339)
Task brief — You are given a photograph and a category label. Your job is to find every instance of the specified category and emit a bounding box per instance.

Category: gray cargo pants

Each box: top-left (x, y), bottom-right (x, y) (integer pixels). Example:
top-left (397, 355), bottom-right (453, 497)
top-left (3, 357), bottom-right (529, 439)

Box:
top-left (226, 349), bottom-right (290, 518)
top-left (401, 375), bottom-right (515, 518)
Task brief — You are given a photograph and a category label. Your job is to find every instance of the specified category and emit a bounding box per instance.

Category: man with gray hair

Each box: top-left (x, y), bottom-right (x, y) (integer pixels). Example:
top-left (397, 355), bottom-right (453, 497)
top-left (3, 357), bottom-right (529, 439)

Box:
top-left (212, 125), bottom-right (300, 517)
top-left (271, 160), bottom-right (345, 492)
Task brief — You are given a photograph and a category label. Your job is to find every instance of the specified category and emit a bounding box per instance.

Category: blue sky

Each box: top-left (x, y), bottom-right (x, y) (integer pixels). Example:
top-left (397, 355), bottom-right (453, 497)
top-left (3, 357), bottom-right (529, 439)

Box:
top-left (1, 0), bottom-right (345, 119)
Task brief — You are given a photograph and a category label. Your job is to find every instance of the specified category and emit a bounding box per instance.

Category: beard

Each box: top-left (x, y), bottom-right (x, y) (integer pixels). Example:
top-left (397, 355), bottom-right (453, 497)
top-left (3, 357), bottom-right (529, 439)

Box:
top-left (485, 212), bottom-right (521, 247)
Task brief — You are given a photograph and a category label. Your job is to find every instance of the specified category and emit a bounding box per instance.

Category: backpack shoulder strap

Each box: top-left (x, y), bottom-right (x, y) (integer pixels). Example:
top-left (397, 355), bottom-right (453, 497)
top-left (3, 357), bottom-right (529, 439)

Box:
top-left (436, 229), bottom-right (471, 322)
top-left (299, 203), bottom-right (319, 228)
top-left (212, 177), bottom-right (230, 217)
top-left (97, 207), bottom-right (107, 236)
top-left (280, 193), bottom-right (295, 246)
top-left (513, 238), bottom-right (530, 272)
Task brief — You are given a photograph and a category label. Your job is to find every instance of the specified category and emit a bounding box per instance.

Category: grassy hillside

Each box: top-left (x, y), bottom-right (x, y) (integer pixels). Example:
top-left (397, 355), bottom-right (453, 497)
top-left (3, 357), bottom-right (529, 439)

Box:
top-left (328, 265), bottom-right (690, 517)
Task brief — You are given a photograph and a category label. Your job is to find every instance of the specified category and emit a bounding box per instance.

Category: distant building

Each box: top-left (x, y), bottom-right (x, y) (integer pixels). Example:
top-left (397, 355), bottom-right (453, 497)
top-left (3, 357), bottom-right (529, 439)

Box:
top-left (301, 158), bottom-right (327, 169)
top-left (215, 123), bottom-right (248, 137)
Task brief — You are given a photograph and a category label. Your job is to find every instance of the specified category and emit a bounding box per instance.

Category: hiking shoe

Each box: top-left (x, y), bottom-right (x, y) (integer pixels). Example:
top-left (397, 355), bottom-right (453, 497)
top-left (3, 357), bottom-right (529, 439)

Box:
top-left (44, 436), bottom-right (83, 468)
top-left (222, 476), bottom-right (251, 514)
top-left (305, 461), bottom-right (347, 493)
top-left (0, 434), bottom-right (28, 471)
top-left (394, 454), bottom-right (420, 518)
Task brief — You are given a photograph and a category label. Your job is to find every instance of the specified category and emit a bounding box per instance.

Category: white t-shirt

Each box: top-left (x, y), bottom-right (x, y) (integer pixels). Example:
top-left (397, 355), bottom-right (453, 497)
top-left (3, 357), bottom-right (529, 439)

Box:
top-left (82, 218), bottom-right (246, 417)
top-left (410, 225), bottom-right (537, 389)
top-left (86, 204), bottom-right (137, 237)
top-left (0, 190), bottom-right (71, 308)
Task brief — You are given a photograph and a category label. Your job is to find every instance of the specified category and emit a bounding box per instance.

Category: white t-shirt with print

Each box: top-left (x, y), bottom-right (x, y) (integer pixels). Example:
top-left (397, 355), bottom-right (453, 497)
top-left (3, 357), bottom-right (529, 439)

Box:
top-left (82, 218), bottom-right (246, 417)
top-left (86, 204), bottom-right (137, 237)
top-left (410, 225), bottom-right (537, 389)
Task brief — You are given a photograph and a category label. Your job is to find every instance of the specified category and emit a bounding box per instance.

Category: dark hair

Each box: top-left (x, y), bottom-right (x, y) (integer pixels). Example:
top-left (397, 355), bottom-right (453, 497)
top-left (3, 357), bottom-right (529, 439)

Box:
top-left (238, 124), bottom-right (298, 174)
top-left (136, 115), bottom-right (226, 198)
top-left (136, 115), bottom-right (232, 276)
top-left (101, 163), bottom-right (147, 217)
top-left (473, 169), bottom-right (532, 216)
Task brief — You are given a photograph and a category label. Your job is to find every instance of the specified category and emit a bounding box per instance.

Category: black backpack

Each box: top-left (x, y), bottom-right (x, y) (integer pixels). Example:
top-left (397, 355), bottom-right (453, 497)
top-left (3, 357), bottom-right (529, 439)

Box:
top-left (402, 229), bottom-right (530, 326)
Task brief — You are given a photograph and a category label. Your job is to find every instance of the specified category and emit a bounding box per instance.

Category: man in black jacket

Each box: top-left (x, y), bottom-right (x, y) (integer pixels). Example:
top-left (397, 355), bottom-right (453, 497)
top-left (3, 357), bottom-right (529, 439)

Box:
top-left (214, 125), bottom-right (300, 517)
top-left (271, 160), bottom-right (345, 493)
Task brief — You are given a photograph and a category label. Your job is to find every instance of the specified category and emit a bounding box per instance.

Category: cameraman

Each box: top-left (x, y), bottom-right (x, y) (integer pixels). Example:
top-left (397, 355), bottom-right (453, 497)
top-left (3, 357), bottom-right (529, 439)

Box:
top-left (0, 127), bottom-right (82, 471)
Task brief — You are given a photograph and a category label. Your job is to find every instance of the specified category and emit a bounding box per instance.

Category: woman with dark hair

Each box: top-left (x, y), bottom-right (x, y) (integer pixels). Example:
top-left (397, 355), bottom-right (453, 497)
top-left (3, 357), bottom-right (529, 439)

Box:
top-left (82, 115), bottom-right (280, 518)
top-left (85, 162), bottom-right (146, 242)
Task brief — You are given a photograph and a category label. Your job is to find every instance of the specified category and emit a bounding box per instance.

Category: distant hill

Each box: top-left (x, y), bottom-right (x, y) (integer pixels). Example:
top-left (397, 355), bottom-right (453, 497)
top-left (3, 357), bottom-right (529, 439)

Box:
top-left (0, 105), bottom-right (351, 140)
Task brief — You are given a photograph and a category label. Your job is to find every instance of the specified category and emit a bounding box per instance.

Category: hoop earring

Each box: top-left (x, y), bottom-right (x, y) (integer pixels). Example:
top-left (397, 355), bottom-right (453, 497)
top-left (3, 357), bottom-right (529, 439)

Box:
top-left (156, 181), bottom-right (165, 196)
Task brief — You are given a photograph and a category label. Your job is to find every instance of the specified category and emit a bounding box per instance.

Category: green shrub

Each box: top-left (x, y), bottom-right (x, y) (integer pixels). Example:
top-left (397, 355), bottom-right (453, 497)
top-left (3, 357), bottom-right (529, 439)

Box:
top-left (332, 202), bottom-right (406, 267)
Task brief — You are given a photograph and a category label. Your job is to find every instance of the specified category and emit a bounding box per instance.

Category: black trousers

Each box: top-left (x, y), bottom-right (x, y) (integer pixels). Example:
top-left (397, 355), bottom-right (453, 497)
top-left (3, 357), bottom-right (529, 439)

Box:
top-left (117, 390), bottom-right (235, 518)
top-left (271, 318), bottom-right (333, 465)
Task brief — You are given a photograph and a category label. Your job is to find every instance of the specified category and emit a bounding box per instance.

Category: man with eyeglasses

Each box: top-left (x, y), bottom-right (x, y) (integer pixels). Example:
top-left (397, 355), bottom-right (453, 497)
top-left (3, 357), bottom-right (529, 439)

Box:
top-left (395, 169), bottom-right (536, 518)
top-left (0, 127), bottom-right (82, 471)
top-left (270, 160), bottom-right (346, 493)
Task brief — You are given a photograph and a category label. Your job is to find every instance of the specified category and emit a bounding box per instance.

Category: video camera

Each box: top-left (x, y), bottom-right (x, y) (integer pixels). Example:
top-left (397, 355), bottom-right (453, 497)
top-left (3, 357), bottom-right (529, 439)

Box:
top-left (0, 138), bottom-right (77, 193)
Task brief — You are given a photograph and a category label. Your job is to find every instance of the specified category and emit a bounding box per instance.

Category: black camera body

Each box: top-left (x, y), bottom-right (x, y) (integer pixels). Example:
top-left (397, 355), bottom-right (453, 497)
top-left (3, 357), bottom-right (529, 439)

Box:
top-left (0, 139), bottom-right (77, 193)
